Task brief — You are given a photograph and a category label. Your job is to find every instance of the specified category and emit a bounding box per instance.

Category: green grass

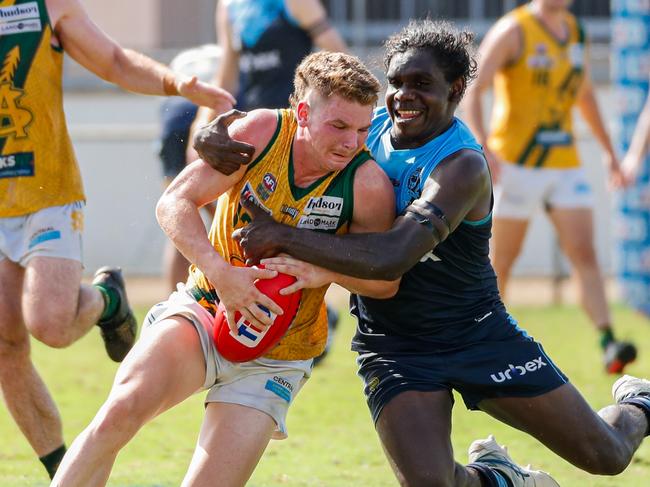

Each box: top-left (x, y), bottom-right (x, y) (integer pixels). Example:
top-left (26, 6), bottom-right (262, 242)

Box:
top-left (1, 303), bottom-right (649, 486)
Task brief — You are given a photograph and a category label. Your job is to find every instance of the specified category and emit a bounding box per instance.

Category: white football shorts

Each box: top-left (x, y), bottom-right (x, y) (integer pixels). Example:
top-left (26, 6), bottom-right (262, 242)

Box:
top-left (144, 285), bottom-right (312, 439)
top-left (0, 201), bottom-right (84, 265)
top-left (494, 164), bottom-right (594, 219)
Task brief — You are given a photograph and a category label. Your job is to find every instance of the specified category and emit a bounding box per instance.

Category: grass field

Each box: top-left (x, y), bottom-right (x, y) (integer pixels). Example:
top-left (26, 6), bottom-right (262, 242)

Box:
top-left (1, 302), bottom-right (649, 486)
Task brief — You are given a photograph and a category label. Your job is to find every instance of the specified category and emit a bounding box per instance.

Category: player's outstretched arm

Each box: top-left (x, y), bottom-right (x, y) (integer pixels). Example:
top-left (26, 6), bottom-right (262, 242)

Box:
top-left (235, 150), bottom-right (491, 281)
top-left (48, 0), bottom-right (235, 109)
top-left (462, 17), bottom-right (520, 183)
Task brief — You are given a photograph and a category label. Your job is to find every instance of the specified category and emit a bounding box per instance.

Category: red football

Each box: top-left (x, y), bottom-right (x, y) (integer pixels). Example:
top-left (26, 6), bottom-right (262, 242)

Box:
top-left (213, 268), bottom-right (302, 362)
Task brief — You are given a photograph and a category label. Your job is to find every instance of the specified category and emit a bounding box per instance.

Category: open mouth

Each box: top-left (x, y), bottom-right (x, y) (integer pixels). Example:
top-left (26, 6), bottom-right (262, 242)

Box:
top-left (395, 109), bottom-right (423, 122)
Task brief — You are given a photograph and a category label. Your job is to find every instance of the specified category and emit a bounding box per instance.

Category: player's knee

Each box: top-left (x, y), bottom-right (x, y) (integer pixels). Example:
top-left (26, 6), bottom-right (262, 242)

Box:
top-left (563, 241), bottom-right (597, 267)
top-left (91, 395), bottom-right (146, 448)
top-left (571, 438), bottom-right (630, 475)
top-left (589, 445), bottom-right (630, 475)
top-left (29, 323), bottom-right (74, 348)
top-left (26, 310), bottom-right (76, 348)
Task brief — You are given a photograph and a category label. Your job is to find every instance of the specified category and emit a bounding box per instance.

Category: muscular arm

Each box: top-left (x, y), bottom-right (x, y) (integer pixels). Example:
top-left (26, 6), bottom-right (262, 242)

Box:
top-left (238, 150), bottom-right (491, 281)
top-left (462, 18), bottom-right (520, 146)
top-left (49, 0), bottom-right (234, 108)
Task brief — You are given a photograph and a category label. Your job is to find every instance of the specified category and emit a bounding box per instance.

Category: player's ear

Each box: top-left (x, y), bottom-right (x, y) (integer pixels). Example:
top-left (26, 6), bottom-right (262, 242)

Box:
top-left (296, 100), bottom-right (310, 127)
top-left (449, 77), bottom-right (465, 103)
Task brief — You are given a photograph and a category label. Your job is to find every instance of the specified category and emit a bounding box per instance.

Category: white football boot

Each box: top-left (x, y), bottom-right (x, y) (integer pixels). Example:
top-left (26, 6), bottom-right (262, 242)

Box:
top-left (468, 435), bottom-right (560, 487)
top-left (612, 375), bottom-right (650, 403)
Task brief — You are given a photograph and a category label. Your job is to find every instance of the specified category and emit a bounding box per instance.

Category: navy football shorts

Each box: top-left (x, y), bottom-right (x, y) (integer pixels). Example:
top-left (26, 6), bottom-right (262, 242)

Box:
top-left (357, 335), bottom-right (568, 424)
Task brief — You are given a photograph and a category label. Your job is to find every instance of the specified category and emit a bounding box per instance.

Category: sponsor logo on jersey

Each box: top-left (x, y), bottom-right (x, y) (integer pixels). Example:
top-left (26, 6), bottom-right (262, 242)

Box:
top-left (256, 172), bottom-right (277, 201)
top-left (0, 2), bottom-right (41, 34)
top-left (303, 195), bottom-right (343, 216)
top-left (527, 43), bottom-right (554, 69)
top-left (535, 130), bottom-right (572, 146)
top-left (262, 172), bottom-right (277, 192)
top-left (235, 182), bottom-right (272, 227)
top-left (489, 356), bottom-right (547, 383)
top-left (240, 50), bottom-right (281, 73)
top-left (240, 181), bottom-right (271, 215)
top-left (407, 167), bottom-right (422, 191)
top-left (280, 204), bottom-right (299, 219)
top-left (297, 214), bottom-right (339, 230)
top-left (0, 19), bottom-right (41, 35)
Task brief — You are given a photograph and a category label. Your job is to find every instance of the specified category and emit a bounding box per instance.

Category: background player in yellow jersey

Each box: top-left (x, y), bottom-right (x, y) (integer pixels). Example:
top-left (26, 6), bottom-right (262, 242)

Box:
top-left (51, 51), bottom-right (397, 487)
top-left (463, 0), bottom-right (637, 374)
top-left (0, 0), bottom-right (235, 479)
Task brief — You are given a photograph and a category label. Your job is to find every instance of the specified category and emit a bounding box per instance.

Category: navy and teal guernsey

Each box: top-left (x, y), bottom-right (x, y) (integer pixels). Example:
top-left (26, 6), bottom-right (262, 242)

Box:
top-left (351, 107), bottom-right (513, 353)
top-left (228, 0), bottom-right (312, 110)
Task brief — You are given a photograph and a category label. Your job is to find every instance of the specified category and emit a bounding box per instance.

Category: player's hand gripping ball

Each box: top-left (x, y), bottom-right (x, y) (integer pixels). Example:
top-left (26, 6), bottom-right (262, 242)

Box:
top-left (213, 268), bottom-right (301, 362)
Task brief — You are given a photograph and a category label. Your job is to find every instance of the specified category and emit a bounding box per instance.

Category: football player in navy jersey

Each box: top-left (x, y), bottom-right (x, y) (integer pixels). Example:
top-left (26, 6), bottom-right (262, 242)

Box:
top-left (194, 19), bottom-right (650, 487)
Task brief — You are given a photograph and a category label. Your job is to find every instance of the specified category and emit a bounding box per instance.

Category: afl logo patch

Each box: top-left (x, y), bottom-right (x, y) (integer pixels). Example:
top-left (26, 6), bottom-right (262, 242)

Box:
top-left (263, 173), bottom-right (277, 193)
top-left (257, 172), bottom-right (277, 201)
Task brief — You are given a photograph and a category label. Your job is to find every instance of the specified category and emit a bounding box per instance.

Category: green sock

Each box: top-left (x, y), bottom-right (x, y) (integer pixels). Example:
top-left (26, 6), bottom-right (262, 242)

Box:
top-left (95, 284), bottom-right (120, 321)
top-left (39, 444), bottom-right (66, 480)
top-left (599, 327), bottom-right (615, 350)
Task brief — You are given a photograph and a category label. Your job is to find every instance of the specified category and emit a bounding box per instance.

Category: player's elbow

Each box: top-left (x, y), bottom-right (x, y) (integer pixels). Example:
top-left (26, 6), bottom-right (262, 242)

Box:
top-left (102, 47), bottom-right (137, 86)
top-left (155, 193), bottom-right (174, 233)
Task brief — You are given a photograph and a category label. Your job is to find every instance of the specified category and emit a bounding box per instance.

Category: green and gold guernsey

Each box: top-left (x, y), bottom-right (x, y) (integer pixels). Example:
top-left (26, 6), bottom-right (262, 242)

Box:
top-left (0, 0), bottom-right (83, 218)
top-left (188, 108), bottom-right (371, 361)
top-left (488, 5), bottom-right (586, 169)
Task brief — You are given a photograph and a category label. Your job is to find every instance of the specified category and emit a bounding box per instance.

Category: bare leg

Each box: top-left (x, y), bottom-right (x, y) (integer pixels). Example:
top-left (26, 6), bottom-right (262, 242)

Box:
top-left (480, 383), bottom-right (647, 475)
top-left (0, 259), bottom-right (63, 456)
top-left (548, 208), bottom-right (610, 330)
top-left (22, 257), bottom-right (104, 347)
top-left (490, 218), bottom-right (530, 297)
top-left (181, 403), bottom-right (276, 487)
top-left (51, 317), bottom-right (206, 487)
top-left (376, 390), bottom-right (482, 487)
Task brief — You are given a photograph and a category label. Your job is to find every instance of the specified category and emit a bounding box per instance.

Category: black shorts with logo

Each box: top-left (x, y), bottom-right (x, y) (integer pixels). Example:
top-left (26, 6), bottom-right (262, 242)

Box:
top-left (357, 334), bottom-right (569, 424)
